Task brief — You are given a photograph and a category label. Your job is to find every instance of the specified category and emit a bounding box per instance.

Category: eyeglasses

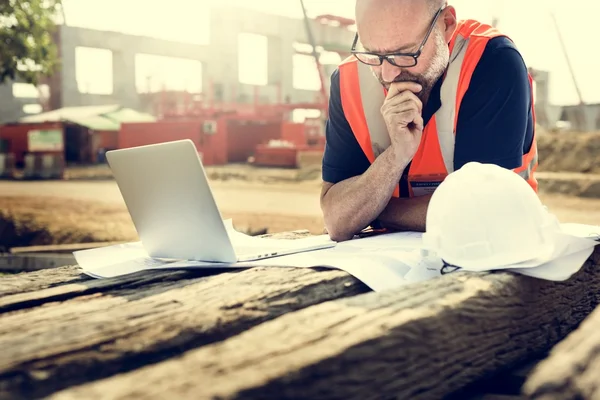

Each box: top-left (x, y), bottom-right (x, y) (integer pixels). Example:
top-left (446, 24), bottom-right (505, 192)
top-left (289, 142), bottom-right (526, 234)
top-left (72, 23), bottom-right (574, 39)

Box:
top-left (351, 6), bottom-right (446, 68)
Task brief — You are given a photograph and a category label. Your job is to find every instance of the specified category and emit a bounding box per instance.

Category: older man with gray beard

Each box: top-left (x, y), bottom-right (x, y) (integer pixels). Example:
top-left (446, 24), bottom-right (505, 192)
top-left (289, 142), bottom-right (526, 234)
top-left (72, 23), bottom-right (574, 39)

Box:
top-left (320, 0), bottom-right (538, 241)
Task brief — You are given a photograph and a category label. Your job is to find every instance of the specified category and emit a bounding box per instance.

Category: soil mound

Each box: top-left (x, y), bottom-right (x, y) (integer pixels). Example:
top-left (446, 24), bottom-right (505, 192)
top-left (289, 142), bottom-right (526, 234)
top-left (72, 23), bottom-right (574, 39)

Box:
top-left (537, 131), bottom-right (600, 173)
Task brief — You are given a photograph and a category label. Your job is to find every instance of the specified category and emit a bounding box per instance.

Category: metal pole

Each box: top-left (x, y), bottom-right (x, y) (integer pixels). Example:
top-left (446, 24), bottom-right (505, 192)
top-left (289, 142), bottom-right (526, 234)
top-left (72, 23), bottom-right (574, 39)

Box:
top-left (299, 0), bottom-right (328, 105)
top-left (550, 11), bottom-right (584, 105)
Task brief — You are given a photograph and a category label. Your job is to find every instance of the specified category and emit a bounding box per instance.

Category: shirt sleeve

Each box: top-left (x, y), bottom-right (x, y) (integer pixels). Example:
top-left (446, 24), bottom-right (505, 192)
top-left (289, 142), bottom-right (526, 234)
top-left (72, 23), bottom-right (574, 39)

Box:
top-left (453, 36), bottom-right (534, 171)
top-left (322, 68), bottom-right (371, 184)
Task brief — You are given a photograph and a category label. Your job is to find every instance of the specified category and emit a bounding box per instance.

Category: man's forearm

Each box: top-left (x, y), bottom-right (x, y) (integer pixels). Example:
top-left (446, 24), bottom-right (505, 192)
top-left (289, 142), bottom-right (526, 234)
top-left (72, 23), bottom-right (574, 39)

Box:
top-left (377, 194), bottom-right (432, 232)
top-left (321, 147), bottom-right (409, 241)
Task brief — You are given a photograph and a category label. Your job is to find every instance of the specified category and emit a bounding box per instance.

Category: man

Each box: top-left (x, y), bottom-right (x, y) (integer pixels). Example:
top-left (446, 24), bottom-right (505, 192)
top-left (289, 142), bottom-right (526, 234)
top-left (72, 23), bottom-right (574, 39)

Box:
top-left (320, 0), bottom-right (538, 241)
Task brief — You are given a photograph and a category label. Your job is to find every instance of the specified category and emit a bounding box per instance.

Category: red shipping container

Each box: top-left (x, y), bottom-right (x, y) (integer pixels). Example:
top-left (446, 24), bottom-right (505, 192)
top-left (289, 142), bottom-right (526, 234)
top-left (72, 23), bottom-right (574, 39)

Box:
top-left (253, 145), bottom-right (298, 168)
top-left (119, 119), bottom-right (228, 166)
top-left (96, 130), bottom-right (119, 150)
top-left (281, 122), bottom-right (306, 147)
top-left (226, 119), bottom-right (283, 163)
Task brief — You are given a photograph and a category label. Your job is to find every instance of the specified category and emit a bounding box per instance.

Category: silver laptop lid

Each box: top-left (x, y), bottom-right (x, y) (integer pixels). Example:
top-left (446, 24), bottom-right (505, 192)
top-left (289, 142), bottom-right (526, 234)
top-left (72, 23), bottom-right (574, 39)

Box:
top-left (106, 139), bottom-right (237, 263)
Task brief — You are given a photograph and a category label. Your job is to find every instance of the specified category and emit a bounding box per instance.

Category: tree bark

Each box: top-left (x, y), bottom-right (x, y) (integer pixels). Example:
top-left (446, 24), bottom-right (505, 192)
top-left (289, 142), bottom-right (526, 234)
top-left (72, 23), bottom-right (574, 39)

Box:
top-left (0, 266), bottom-right (366, 400)
top-left (0, 265), bottom-right (85, 297)
top-left (523, 303), bottom-right (600, 399)
top-left (47, 247), bottom-right (600, 400)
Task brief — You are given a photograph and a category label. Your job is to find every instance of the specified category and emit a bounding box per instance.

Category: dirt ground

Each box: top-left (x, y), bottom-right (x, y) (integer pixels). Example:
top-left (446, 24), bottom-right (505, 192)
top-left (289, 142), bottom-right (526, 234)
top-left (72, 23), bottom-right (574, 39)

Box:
top-left (0, 193), bottom-right (327, 249)
top-left (2, 131), bottom-right (600, 249)
top-left (1, 176), bottom-right (600, 249)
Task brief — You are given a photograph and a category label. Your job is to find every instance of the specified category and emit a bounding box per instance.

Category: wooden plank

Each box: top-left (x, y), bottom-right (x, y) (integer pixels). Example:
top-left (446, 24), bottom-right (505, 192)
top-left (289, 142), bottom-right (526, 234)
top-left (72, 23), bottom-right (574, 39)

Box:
top-left (9, 242), bottom-right (126, 254)
top-left (523, 303), bottom-right (600, 399)
top-left (0, 253), bottom-right (76, 272)
top-left (0, 231), bottom-right (309, 303)
top-left (450, 357), bottom-right (546, 399)
top-left (0, 266), bottom-right (367, 400)
top-left (48, 247), bottom-right (600, 400)
top-left (0, 265), bottom-right (86, 297)
top-left (0, 268), bottom-right (214, 314)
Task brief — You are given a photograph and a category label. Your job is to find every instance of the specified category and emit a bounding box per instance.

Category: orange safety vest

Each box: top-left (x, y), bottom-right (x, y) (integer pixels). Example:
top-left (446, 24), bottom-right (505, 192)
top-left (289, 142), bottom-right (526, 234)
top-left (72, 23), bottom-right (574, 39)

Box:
top-left (338, 19), bottom-right (539, 198)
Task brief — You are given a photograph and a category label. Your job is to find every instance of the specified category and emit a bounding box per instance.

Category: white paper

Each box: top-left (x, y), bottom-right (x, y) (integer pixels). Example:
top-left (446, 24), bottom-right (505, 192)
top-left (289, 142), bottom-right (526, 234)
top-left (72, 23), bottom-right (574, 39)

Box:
top-left (74, 221), bottom-right (336, 280)
top-left (225, 218), bottom-right (336, 252)
top-left (75, 219), bottom-right (599, 292)
top-left (480, 232), bottom-right (598, 272)
top-left (560, 223), bottom-right (600, 240)
top-left (518, 233), bottom-right (596, 270)
top-left (509, 246), bottom-right (595, 281)
top-left (73, 241), bottom-right (145, 271)
top-left (73, 242), bottom-right (176, 278)
top-left (402, 252), bottom-right (445, 283)
top-left (338, 231), bottom-right (423, 251)
top-left (158, 231), bottom-right (428, 291)
top-left (73, 242), bottom-right (177, 278)
top-left (162, 241), bottom-right (421, 292)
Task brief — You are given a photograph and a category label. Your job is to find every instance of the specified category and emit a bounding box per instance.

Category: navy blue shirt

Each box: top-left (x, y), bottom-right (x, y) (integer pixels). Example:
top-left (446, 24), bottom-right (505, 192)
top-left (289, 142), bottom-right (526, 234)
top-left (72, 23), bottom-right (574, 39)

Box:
top-left (322, 36), bottom-right (534, 197)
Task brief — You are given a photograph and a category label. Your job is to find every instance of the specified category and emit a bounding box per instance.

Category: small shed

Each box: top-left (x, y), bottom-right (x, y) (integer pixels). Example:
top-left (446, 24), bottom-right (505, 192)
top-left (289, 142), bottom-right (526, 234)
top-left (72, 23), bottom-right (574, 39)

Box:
top-left (2, 105), bottom-right (156, 164)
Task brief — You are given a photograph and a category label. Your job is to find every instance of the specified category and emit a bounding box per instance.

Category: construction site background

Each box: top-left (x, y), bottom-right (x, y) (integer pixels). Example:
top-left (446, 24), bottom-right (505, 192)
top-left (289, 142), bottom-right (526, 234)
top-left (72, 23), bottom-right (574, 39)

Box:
top-left (0, 1), bottom-right (599, 250)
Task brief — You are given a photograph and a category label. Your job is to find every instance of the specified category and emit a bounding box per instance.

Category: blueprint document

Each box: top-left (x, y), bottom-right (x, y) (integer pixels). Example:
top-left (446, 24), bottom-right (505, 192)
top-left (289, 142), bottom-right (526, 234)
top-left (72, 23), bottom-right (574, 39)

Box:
top-left (74, 223), bottom-right (600, 292)
top-left (74, 229), bottom-right (427, 291)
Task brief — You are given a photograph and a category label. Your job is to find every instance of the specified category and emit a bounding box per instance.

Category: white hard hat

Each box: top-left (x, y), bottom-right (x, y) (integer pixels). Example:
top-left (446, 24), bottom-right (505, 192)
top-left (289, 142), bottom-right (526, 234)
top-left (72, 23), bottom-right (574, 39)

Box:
top-left (422, 162), bottom-right (560, 271)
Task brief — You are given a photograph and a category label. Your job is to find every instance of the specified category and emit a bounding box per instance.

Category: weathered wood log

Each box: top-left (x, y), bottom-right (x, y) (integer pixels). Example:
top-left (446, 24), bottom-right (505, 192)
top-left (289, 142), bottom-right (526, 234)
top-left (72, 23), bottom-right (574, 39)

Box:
top-left (49, 246), bottom-right (600, 400)
top-left (0, 253), bottom-right (77, 273)
top-left (0, 231), bottom-right (310, 307)
top-left (449, 358), bottom-right (545, 399)
top-left (9, 241), bottom-right (126, 254)
top-left (0, 265), bottom-right (86, 297)
top-left (0, 265), bottom-right (236, 314)
top-left (523, 303), bottom-right (600, 399)
top-left (0, 266), bottom-right (367, 400)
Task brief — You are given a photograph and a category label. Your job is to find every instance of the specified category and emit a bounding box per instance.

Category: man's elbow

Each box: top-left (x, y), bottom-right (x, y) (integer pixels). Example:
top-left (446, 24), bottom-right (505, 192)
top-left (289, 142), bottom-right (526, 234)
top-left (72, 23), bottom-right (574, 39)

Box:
top-left (324, 219), bottom-right (354, 242)
top-left (321, 194), bottom-right (353, 243)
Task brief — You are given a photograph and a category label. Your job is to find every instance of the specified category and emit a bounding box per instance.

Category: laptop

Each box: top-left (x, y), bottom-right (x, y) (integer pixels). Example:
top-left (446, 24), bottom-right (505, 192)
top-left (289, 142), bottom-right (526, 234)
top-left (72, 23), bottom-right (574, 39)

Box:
top-left (105, 139), bottom-right (335, 263)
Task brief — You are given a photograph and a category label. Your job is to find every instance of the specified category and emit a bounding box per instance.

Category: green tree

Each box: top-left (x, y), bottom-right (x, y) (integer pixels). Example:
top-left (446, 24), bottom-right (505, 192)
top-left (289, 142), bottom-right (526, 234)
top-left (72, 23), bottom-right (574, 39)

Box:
top-left (0, 0), bottom-right (62, 85)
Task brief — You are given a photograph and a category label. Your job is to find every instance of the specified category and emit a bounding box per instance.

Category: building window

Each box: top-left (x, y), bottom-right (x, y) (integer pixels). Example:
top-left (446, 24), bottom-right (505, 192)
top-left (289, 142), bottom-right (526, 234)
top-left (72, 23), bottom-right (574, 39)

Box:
top-left (135, 54), bottom-right (203, 94)
top-left (292, 108), bottom-right (322, 123)
top-left (238, 33), bottom-right (268, 86)
top-left (75, 46), bottom-right (113, 95)
top-left (23, 104), bottom-right (43, 114)
top-left (293, 54), bottom-right (321, 91)
top-left (12, 83), bottom-right (39, 98)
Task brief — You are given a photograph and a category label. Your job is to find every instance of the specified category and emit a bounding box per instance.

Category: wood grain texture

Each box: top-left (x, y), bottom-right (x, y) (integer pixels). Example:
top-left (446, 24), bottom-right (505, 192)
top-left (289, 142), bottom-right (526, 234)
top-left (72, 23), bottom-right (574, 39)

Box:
top-left (0, 231), bottom-right (312, 311)
top-left (523, 304), bottom-right (600, 399)
top-left (0, 265), bottom-right (86, 297)
top-left (0, 266), bottom-right (366, 400)
top-left (451, 358), bottom-right (546, 399)
top-left (0, 267), bottom-right (215, 314)
top-left (48, 247), bottom-right (600, 400)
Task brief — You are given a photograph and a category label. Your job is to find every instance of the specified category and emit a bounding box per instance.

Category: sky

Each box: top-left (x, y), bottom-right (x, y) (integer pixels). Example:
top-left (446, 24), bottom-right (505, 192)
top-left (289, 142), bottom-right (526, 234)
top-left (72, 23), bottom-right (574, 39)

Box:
top-left (59, 0), bottom-right (599, 106)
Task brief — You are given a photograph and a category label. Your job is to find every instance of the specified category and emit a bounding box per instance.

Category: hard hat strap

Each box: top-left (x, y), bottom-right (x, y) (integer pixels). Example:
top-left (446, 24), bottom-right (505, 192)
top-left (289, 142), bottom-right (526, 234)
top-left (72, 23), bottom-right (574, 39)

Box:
top-left (441, 260), bottom-right (462, 275)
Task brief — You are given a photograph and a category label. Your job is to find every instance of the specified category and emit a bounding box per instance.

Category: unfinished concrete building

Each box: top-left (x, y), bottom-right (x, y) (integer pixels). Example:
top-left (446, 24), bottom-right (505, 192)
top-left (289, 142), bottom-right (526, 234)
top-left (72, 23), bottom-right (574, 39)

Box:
top-left (0, 6), bottom-right (355, 124)
top-left (3, 7), bottom-right (591, 132)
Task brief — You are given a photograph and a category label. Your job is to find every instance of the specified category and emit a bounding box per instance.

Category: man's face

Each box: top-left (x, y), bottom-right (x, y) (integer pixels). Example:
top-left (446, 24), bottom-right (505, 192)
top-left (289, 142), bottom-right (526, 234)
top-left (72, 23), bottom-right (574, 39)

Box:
top-left (355, 1), bottom-right (451, 103)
